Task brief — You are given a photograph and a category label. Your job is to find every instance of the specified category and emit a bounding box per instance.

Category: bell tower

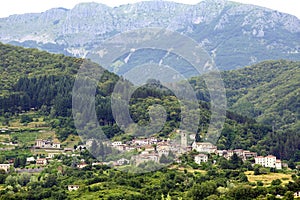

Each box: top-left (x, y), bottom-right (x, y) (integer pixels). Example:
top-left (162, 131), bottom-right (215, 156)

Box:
top-left (181, 130), bottom-right (187, 149)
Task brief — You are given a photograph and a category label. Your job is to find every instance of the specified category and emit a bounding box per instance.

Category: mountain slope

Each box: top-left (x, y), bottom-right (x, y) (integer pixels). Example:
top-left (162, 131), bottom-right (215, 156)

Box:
top-left (0, 42), bottom-right (83, 94)
top-left (0, 0), bottom-right (300, 74)
top-left (224, 60), bottom-right (299, 131)
top-left (189, 60), bottom-right (300, 160)
top-left (190, 60), bottom-right (300, 133)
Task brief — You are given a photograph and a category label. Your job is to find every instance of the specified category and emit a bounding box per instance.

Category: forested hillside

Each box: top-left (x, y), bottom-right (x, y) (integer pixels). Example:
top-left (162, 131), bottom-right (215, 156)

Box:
top-left (190, 60), bottom-right (300, 160)
top-left (1, 43), bottom-right (299, 161)
top-left (0, 42), bottom-right (120, 141)
top-left (223, 60), bottom-right (299, 130)
top-left (0, 43), bottom-right (82, 93)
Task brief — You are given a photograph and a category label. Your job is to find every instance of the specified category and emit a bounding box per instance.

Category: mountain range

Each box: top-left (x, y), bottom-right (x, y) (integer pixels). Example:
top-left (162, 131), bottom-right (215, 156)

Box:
top-left (0, 0), bottom-right (300, 75)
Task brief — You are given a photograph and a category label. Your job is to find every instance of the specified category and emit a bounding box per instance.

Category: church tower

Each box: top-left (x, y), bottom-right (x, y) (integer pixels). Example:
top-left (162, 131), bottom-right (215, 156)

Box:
top-left (181, 130), bottom-right (187, 149)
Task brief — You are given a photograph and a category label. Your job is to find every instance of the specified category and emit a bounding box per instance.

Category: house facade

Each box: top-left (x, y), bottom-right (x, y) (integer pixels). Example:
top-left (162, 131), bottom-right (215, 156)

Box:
top-left (275, 160), bottom-right (282, 170)
top-left (192, 142), bottom-right (217, 154)
top-left (255, 155), bottom-right (282, 169)
top-left (133, 139), bottom-right (150, 146)
top-left (265, 155), bottom-right (277, 168)
top-left (26, 157), bottom-right (35, 163)
top-left (157, 145), bottom-right (170, 157)
top-left (47, 153), bottom-right (59, 159)
top-left (133, 153), bottom-right (159, 165)
top-left (0, 164), bottom-right (10, 172)
top-left (116, 158), bottom-right (130, 165)
top-left (68, 185), bottom-right (80, 191)
top-left (255, 156), bottom-right (265, 165)
top-left (243, 151), bottom-right (257, 160)
top-left (36, 139), bottom-right (61, 149)
top-left (36, 158), bottom-right (47, 165)
top-left (194, 154), bottom-right (208, 164)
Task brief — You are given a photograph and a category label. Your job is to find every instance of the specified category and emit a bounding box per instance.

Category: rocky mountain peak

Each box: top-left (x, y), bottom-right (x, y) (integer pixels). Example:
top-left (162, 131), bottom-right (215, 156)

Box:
top-left (0, 0), bottom-right (299, 71)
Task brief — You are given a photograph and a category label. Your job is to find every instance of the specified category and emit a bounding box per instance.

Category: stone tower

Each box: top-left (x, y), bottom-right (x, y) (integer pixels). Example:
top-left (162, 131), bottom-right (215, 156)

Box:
top-left (181, 130), bottom-right (187, 149)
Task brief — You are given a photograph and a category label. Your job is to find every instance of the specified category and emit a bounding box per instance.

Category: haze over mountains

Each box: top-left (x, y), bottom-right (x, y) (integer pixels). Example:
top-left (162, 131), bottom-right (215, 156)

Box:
top-left (0, 0), bottom-right (300, 75)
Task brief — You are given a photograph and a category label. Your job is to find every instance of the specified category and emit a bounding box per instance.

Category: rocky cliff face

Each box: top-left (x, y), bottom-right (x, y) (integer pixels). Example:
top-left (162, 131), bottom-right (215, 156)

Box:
top-left (0, 0), bottom-right (299, 72)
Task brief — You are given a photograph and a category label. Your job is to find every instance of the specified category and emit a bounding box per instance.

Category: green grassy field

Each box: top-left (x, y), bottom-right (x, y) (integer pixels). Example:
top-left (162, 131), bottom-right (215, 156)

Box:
top-left (245, 171), bottom-right (293, 186)
top-left (62, 134), bottom-right (81, 149)
top-left (10, 131), bottom-right (38, 146)
top-left (0, 134), bottom-right (10, 142)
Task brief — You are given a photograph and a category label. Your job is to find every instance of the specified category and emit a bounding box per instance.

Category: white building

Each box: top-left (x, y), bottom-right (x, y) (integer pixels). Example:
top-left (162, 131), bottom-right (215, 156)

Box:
top-left (36, 139), bottom-right (51, 148)
top-left (26, 157), bottom-right (35, 163)
top-left (35, 139), bottom-right (61, 149)
top-left (116, 158), bottom-right (130, 165)
top-left (255, 155), bottom-right (282, 169)
top-left (68, 185), bottom-right (80, 191)
top-left (0, 164), bottom-right (10, 172)
top-left (217, 150), bottom-right (226, 157)
top-left (221, 149), bottom-right (257, 160)
top-left (194, 154), bottom-right (208, 164)
top-left (52, 143), bottom-right (61, 148)
top-left (265, 155), bottom-right (277, 168)
top-left (294, 191), bottom-right (300, 198)
top-left (47, 153), bottom-right (59, 159)
top-left (192, 142), bottom-right (217, 154)
top-left (133, 139), bottom-right (149, 146)
top-left (112, 141), bottom-right (122, 146)
top-left (255, 156), bottom-right (265, 166)
top-left (92, 162), bottom-right (102, 166)
top-left (149, 137), bottom-right (158, 144)
top-left (111, 141), bottom-right (126, 151)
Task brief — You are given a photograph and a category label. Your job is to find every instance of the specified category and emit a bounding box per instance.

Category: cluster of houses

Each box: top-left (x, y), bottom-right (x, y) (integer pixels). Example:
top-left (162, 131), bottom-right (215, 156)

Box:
top-left (192, 143), bottom-right (259, 165)
top-left (0, 130), bottom-right (290, 196)
top-left (192, 142), bottom-right (282, 169)
top-left (0, 156), bottom-right (53, 173)
top-left (192, 143), bottom-right (282, 169)
top-left (191, 143), bottom-right (282, 169)
top-left (105, 130), bottom-right (283, 169)
top-left (0, 130), bottom-right (284, 173)
top-left (0, 139), bottom-right (85, 173)
top-left (106, 130), bottom-right (190, 166)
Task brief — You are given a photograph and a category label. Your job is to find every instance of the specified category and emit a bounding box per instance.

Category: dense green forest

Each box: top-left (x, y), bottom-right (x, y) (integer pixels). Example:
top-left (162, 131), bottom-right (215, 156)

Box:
top-left (0, 43), bottom-right (299, 162)
top-left (191, 60), bottom-right (300, 132)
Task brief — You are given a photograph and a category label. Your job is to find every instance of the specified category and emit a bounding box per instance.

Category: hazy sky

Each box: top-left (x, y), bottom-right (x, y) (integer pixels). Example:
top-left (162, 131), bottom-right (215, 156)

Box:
top-left (0, 0), bottom-right (299, 19)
